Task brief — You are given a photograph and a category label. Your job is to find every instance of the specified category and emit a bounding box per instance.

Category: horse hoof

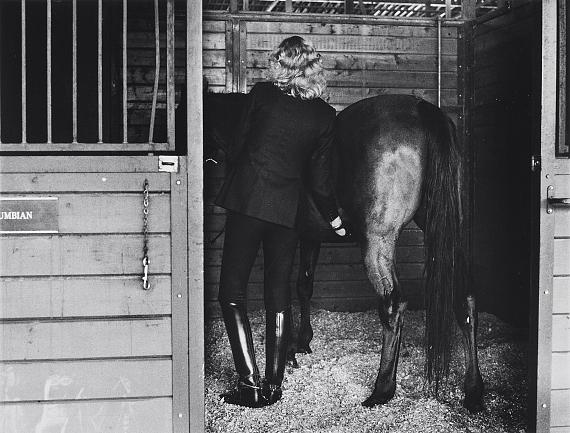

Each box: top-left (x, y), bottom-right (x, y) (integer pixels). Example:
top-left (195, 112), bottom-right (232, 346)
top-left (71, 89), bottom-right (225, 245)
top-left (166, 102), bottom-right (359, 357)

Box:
top-left (286, 353), bottom-right (299, 368)
top-left (361, 393), bottom-right (393, 408)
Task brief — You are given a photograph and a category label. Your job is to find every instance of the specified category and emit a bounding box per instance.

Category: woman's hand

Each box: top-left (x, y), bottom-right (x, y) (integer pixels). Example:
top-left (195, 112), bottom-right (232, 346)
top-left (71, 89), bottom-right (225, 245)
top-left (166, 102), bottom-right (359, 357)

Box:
top-left (330, 216), bottom-right (348, 237)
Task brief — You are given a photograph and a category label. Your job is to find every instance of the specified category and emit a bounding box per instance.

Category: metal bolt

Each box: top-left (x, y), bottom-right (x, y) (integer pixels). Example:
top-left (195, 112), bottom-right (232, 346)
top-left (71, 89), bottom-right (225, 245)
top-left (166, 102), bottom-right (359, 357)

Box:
top-left (176, 180), bottom-right (181, 185)
top-left (544, 290), bottom-right (549, 295)
top-left (177, 293), bottom-right (182, 298)
top-left (546, 174), bottom-right (550, 179)
top-left (542, 403), bottom-right (547, 409)
top-left (178, 413), bottom-right (183, 418)
top-left (102, 177), bottom-right (107, 182)
top-left (547, 208), bottom-right (553, 214)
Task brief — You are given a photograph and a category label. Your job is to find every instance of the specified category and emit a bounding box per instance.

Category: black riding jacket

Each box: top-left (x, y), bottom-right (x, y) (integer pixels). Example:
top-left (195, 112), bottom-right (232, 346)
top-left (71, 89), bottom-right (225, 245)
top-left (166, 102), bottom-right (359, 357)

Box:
top-left (215, 81), bottom-right (338, 228)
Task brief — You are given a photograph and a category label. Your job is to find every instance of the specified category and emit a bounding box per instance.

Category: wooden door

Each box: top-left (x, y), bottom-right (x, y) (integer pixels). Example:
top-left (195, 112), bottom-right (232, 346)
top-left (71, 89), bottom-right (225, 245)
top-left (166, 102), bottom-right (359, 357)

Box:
top-left (533, 0), bottom-right (570, 431)
top-left (0, 156), bottom-right (190, 433)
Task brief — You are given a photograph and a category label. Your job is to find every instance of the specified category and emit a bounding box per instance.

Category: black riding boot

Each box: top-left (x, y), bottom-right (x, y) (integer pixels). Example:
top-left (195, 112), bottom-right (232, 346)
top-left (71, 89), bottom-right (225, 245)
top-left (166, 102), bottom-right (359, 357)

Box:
top-left (263, 308), bottom-right (291, 405)
top-left (220, 302), bottom-right (267, 408)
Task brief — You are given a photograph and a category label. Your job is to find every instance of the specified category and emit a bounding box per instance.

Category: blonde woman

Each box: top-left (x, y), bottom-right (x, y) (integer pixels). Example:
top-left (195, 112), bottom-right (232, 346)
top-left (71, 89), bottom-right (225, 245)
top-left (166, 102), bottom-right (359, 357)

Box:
top-left (215, 36), bottom-right (347, 408)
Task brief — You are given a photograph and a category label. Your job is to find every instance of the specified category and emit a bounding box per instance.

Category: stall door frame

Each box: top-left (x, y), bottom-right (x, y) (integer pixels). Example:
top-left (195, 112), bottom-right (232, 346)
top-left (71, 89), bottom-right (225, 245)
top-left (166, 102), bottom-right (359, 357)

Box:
top-left (535, 0), bottom-right (570, 431)
top-left (186, 0), bottom-right (205, 431)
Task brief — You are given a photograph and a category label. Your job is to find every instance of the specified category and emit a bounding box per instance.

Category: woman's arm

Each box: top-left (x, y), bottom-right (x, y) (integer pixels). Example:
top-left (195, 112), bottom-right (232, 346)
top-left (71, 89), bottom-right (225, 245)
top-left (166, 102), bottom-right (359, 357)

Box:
top-left (228, 84), bottom-right (259, 165)
top-left (310, 113), bottom-right (348, 237)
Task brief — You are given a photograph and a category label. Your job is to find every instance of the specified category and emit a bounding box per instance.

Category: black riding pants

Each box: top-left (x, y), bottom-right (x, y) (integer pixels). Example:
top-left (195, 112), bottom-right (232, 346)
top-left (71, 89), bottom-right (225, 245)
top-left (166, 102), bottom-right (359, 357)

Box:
top-left (218, 211), bottom-right (299, 312)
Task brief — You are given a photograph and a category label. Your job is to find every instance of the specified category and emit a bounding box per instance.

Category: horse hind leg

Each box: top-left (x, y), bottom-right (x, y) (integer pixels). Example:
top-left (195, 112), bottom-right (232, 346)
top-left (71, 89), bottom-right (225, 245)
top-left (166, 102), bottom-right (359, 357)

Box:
top-left (362, 238), bottom-right (408, 407)
top-left (287, 238), bottom-right (321, 367)
top-left (455, 294), bottom-right (485, 413)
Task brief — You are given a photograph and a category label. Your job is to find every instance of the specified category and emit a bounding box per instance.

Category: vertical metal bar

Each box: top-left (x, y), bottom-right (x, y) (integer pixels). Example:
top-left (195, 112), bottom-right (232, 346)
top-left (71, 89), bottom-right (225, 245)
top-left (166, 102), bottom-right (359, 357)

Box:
top-left (0, 4), bottom-right (2, 144)
top-left (72, 0), bottom-right (77, 143)
top-left (122, 0), bottom-right (127, 143)
top-left (21, 0), bottom-right (26, 143)
top-left (242, 0), bottom-right (249, 12)
top-left (47, 0), bottom-right (52, 143)
top-left (229, 0), bottom-right (238, 13)
top-left (149, 0), bottom-right (160, 144)
top-left (166, 0), bottom-right (175, 149)
top-left (445, 0), bottom-right (451, 19)
top-left (97, 0), bottom-right (103, 143)
top-left (437, 17), bottom-right (442, 108)
top-left (285, 0), bottom-right (293, 13)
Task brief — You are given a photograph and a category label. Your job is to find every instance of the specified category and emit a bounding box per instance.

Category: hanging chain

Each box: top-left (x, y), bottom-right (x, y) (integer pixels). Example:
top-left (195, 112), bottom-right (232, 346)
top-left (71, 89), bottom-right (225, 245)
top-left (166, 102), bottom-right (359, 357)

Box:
top-left (142, 179), bottom-right (151, 290)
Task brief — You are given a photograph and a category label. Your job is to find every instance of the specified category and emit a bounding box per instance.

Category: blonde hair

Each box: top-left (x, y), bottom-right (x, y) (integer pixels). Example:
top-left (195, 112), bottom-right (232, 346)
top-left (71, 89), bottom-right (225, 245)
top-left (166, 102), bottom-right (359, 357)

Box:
top-left (267, 36), bottom-right (326, 100)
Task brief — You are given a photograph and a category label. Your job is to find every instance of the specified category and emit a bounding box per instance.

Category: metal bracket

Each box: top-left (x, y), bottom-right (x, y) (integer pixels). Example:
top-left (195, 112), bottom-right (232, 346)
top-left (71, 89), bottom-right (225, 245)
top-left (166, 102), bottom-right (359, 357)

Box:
top-left (530, 155), bottom-right (541, 172)
top-left (159, 155), bottom-right (179, 173)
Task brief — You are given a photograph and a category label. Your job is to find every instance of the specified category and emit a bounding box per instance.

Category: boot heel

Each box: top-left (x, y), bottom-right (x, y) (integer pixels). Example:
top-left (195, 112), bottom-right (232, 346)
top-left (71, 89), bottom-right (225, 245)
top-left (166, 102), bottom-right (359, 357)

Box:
top-left (222, 380), bottom-right (267, 408)
top-left (262, 380), bottom-right (283, 405)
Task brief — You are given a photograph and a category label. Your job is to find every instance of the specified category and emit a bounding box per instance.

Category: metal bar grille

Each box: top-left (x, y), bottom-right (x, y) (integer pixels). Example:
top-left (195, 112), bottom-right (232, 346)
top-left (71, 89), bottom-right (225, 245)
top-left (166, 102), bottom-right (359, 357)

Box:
top-left (21, 0), bottom-right (26, 144)
top-left (1, 0), bottom-right (182, 151)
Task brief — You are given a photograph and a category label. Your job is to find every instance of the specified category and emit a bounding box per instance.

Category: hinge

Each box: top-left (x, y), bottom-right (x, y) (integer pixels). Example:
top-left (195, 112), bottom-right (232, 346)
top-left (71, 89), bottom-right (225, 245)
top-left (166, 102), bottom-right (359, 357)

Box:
top-left (530, 155), bottom-right (541, 172)
top-left (158, 155), bottom-right (179, 173)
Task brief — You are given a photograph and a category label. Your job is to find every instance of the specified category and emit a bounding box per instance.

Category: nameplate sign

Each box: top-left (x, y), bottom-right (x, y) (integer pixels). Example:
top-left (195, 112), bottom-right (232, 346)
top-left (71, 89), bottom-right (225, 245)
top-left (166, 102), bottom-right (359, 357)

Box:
top-left (0, 197), bottom-right (59, 234)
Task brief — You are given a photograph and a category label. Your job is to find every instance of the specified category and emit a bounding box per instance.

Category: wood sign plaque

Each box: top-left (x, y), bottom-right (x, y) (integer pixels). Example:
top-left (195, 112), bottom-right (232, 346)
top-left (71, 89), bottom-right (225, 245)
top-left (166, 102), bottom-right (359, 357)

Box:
top-left (0, 197), bottom-right (59, 234)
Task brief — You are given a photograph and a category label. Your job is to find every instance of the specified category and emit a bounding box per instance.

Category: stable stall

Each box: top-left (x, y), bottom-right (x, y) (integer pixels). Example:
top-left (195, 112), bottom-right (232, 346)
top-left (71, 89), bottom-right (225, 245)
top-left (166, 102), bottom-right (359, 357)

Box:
top-left (0, 0), bottom-right (568, 432)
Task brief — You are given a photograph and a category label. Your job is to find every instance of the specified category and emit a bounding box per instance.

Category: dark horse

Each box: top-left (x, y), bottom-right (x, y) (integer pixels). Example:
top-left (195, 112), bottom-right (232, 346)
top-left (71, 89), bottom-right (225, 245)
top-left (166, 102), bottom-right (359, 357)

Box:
top-left (193, 90), bottom-right (484, 412)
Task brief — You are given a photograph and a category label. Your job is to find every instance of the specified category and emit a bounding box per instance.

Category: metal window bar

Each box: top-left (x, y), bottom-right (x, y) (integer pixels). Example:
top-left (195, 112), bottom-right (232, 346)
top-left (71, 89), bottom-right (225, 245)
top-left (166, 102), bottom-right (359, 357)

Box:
top-left (123, 0), bottom-right (128, 143)
top-left (149, 0), bottom-right (160, 144)
top-left (21, 0), bottom-right (26, 144)
top-left (98, 0), bottom-right (103, 143)
top-left (72, 0), bottom-right (77, 143)
top-left (166, 0), bottom-right (175, 149)
top-left (437, 16), bottom-right (442, 107)
top-left (47, 0), bottom-right (52, 143)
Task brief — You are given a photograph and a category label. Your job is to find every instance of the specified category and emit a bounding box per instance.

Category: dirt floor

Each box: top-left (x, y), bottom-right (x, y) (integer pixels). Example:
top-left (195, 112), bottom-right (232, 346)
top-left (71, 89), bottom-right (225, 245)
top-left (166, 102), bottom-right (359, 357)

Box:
top-left (205, 308), bottom-right (528, 433)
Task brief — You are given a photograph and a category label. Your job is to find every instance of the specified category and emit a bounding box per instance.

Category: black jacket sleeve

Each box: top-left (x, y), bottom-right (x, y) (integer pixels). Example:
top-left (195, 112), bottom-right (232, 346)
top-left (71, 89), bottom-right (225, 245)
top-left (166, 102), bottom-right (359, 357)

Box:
top-left (309, 113), bottom-right (339, 223)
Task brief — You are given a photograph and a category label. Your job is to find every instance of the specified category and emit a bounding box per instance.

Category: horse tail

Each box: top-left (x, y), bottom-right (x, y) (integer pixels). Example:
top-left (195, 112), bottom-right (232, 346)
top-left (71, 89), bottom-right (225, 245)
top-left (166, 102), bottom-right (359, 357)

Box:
top-left (418, 100), bottom-right (467, 395)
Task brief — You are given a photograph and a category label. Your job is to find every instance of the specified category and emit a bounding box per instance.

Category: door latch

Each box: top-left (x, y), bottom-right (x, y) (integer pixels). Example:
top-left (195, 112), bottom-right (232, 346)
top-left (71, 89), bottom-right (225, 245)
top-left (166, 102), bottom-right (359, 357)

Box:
top-left (547, 185), bottom-right (570, 214)
top-left (158, 155), bottom-right (179, 173)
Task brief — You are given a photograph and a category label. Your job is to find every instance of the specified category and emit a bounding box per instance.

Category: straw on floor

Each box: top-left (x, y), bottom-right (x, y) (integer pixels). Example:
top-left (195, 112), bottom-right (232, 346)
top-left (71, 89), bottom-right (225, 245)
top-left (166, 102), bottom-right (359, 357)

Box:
top-left (205, 309), bottom-right (527, 433)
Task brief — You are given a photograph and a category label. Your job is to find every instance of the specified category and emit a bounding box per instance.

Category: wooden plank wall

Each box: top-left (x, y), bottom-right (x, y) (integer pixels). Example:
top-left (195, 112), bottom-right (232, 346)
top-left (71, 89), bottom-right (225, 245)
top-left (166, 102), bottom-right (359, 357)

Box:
top-left (552, 169), bottom-right (570, 432)
top-left (468, 3), bottom-right (541, 325)
top-left (202, 14), bottom-right (461, 317)
top-left (0, 157), bottom-right (175, 433)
